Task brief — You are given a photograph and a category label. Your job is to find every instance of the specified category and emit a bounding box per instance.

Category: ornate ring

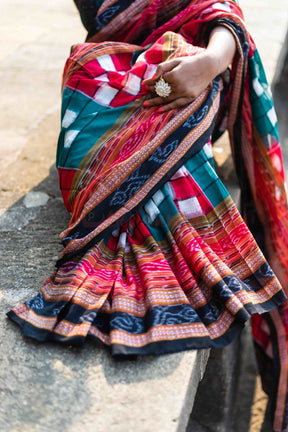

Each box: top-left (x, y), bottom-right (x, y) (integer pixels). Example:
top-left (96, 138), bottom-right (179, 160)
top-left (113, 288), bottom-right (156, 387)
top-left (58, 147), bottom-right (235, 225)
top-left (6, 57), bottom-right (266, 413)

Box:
top-left (155, 76), bottom-right (172, 98)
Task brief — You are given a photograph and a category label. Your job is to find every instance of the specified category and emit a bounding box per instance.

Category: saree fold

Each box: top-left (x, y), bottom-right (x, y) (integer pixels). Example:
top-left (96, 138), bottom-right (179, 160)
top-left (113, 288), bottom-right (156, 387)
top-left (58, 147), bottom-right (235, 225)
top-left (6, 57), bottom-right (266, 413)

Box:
top-left (7, 1), bottom-right (288, 430)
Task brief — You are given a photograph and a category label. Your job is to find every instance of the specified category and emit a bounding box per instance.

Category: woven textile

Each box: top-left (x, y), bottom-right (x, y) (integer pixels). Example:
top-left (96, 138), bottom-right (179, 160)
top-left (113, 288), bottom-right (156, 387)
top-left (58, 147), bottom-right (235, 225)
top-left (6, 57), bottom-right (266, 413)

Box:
top-left (8, 1), bottom-right (288, 429)
top-left (9, 143), bottom-right (285, 353)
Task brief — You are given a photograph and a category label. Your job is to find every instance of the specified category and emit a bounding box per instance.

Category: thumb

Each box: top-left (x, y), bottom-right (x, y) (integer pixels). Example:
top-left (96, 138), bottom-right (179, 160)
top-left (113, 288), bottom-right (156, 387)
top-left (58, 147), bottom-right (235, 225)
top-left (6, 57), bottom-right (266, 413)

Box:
top-left (143, 58), bottom-right (180, 86)
top-left (155, 58), bottom-right (180, 79)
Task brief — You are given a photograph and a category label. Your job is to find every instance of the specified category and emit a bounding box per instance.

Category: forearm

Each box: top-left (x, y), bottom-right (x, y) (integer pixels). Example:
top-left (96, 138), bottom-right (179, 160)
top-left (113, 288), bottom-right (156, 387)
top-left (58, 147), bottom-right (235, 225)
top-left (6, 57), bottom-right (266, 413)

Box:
top-left (205, 26), bottom-right (237, 78)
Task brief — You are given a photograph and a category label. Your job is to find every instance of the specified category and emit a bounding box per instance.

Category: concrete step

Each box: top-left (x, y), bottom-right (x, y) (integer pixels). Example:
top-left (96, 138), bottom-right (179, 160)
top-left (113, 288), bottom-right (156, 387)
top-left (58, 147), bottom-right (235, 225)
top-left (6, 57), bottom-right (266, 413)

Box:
top-left (0, 161), bottom-right (209, 432)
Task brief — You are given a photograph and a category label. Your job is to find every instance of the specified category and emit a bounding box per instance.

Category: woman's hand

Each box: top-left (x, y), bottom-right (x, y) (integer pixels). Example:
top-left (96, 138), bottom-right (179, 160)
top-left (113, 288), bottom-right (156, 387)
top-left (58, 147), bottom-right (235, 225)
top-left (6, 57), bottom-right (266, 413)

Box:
top-left (143, 53), bottom-right (219, 111)
top-left (143, 26), bottom-right (236, 112)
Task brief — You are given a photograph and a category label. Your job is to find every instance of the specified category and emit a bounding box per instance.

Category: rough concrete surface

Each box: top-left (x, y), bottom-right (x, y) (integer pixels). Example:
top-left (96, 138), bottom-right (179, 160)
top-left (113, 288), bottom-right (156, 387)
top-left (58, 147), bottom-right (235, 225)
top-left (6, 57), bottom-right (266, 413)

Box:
top-left (0, 158), bottom-right (209, 432)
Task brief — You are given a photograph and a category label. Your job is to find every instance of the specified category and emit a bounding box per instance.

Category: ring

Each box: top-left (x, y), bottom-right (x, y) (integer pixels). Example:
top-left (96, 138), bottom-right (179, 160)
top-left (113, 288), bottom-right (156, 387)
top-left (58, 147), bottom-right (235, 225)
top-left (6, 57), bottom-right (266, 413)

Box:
top-left (155, 76), bottom-right (172, 98)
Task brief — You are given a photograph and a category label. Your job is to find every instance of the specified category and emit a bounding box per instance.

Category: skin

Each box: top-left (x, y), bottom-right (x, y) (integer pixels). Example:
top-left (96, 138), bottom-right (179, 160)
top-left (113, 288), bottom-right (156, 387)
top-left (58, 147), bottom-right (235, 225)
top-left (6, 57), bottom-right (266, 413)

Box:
top-left (143, 26), bottom-right (237, 111)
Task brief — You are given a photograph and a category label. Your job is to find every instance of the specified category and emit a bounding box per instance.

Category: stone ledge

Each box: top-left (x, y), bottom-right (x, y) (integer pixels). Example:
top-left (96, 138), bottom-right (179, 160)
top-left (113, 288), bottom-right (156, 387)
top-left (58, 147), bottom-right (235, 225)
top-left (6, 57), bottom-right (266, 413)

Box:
top-left (0, 173), bottom-right (210, 432)
top-left (1, 313), bottom-right (210, 432)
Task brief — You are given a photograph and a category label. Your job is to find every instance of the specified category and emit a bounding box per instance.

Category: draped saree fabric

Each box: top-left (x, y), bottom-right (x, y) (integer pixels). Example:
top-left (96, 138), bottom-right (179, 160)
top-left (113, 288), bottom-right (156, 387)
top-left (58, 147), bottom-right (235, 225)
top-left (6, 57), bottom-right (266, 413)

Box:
top-left (7, 0), bottom-right (288, 430)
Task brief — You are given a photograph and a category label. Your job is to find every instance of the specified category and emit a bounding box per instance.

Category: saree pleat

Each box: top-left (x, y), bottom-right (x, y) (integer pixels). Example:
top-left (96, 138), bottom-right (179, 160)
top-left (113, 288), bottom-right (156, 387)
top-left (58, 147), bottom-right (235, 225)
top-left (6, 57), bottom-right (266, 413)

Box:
top-left (9, 143), bottom-right (285, 352)
top-left (8, 1), bottom-right (288, 429)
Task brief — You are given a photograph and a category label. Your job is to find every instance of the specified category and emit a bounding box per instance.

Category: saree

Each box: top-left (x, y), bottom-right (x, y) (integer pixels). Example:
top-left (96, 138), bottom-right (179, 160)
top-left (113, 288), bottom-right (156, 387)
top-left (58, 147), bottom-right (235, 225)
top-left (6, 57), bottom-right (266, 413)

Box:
top-left (7, 0), bottom-right (288, 430)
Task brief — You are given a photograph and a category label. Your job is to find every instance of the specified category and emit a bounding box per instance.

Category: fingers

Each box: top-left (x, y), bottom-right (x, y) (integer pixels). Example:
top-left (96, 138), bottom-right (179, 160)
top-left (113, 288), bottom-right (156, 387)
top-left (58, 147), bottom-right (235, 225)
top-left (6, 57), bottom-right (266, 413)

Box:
top-left (143, 96), bottom-right (194, 111)
top-left (143, 95), bottom-right (167, 107)
top-left (158, 97), bottom-right (194, 112)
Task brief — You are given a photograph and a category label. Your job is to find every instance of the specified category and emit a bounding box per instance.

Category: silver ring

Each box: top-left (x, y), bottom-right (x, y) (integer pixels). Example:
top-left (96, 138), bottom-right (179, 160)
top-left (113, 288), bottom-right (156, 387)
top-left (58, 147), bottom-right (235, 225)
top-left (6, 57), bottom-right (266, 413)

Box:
top-left (155, 76), bottom-right (172, 98)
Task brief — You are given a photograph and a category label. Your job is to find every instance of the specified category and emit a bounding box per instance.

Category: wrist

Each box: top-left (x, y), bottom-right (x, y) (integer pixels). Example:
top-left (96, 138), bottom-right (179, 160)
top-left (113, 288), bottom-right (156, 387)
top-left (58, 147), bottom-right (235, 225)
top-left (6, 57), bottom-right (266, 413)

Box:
top-left (199, 50), bottom-right (222, 82)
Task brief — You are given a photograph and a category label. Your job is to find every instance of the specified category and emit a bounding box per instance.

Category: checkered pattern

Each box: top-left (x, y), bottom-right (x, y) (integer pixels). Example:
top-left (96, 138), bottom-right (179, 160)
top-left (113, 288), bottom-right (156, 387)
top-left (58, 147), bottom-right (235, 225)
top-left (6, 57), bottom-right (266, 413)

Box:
top-left (66, 49), bottom-right (155, 108)
top-left (249, 49), bottom-right (279, 142)
top-left (166, 165), bottom-right (213, 219)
